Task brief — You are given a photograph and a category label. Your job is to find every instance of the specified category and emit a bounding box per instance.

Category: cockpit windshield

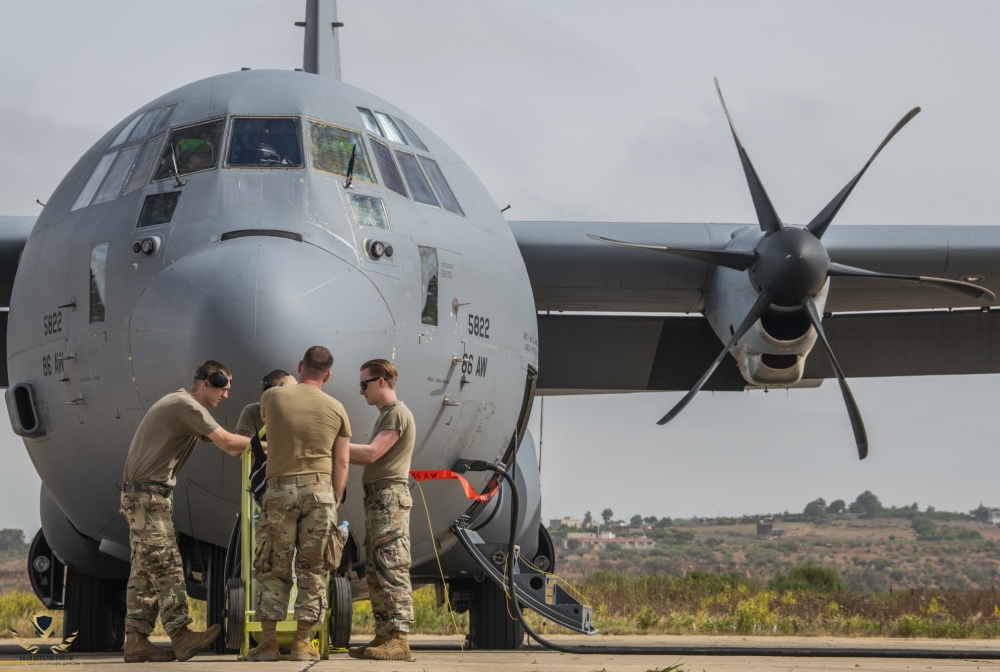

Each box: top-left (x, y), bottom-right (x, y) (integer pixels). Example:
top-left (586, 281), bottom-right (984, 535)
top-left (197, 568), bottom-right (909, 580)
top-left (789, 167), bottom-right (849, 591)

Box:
top-left (228, 117), bottom-right (303, 167)
top-left (154, 119), bottom-right (225, 181)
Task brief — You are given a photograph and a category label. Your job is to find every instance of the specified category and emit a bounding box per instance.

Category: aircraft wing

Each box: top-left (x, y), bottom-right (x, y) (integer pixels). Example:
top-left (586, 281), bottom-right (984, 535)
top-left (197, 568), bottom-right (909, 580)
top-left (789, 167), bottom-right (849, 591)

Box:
top-left (0, 217), bottom-right (37, 386)
top-left (511, 221), bottom-right (1000, 393)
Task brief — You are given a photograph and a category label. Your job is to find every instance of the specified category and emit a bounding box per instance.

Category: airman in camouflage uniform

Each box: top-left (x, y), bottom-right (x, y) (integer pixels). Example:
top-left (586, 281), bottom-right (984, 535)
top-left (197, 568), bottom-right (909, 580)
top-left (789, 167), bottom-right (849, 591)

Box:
top-left (120, 360), bottom-right (250, 663)
top-left (248, 346), bottom-right (351, 663)
top-left (349, 359), bottom-right (416, 661)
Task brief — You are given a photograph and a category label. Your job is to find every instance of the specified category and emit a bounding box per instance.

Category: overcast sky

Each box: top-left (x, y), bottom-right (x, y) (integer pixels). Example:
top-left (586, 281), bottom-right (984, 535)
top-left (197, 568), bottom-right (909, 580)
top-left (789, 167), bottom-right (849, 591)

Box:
top-left (1, 1), bottom-right (999, 536)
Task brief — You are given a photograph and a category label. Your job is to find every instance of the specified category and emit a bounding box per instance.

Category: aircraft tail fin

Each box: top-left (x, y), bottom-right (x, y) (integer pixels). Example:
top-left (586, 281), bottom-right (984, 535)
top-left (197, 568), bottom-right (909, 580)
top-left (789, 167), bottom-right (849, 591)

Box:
top-left (301, 0), bottom-right (342, 80)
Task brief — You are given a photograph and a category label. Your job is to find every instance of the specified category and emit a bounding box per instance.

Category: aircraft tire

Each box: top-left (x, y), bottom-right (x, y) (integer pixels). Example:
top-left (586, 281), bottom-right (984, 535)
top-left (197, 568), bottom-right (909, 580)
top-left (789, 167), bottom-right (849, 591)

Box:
top-left (207, 544), bottom-right (231, 654)
top-left (224, 578), bottom-right (245, 651)
top-left (328, 576), bottom-right (353, 649)
top-left (63, 567), bottom-right (126, 652)
top-left (468, 579), bottom-right (523, 650)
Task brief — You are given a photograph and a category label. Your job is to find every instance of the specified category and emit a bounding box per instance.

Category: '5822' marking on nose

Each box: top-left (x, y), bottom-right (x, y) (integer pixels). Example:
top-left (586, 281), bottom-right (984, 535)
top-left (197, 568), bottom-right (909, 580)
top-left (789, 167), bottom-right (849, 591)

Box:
top-left (42, 311), bottom-right (63, 336)
top-left (468, 314), bottom-right (490, 339)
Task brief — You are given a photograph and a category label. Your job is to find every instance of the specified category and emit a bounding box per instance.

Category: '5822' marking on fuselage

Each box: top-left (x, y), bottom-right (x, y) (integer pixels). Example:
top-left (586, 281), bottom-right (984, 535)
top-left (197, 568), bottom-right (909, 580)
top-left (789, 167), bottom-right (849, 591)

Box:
top-left (42, 311), bottom-right (63, 336)
top-left (468, 314), bottom-right (490, 339)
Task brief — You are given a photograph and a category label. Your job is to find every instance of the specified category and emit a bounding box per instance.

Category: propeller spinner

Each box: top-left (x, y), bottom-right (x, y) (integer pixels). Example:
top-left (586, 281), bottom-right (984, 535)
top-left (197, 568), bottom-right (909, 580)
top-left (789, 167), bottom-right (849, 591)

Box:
top-left (589, 79), bottom-right (995, 460)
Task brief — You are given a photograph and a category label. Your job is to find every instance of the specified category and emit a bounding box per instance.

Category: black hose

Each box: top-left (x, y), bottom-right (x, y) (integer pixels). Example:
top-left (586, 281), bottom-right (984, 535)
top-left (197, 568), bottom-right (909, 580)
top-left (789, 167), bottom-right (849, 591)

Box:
top-left (489, 464), bottom-right (1000, 659)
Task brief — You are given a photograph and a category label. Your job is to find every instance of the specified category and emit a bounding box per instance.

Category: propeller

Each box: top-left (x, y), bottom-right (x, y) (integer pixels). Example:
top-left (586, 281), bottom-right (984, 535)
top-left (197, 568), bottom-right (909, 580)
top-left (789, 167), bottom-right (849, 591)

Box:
top-left (589, 78), bottom-right (996, 459)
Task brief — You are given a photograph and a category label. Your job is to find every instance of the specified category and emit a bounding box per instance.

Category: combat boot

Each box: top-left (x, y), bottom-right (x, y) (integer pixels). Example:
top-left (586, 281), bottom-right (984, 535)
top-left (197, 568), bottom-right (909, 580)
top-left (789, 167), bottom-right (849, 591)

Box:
top-left (290, 620), bottom-right (319, 661)
top-left (348, 632), bottom-right (391, 659)
top-left (246, 620), bottom-right (279, 662)
top-left (364, 630), bottom-right (411, 661)
top-left (169, 623), bottom-right (221, 663)
top-left (123, 632), bottom-right (176, 663)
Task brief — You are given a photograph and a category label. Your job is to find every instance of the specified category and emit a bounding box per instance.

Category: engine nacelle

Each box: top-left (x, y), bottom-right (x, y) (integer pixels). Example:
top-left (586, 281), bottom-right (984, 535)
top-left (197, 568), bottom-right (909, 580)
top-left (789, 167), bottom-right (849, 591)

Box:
top-left (704, 229), bottom-right (829, 387)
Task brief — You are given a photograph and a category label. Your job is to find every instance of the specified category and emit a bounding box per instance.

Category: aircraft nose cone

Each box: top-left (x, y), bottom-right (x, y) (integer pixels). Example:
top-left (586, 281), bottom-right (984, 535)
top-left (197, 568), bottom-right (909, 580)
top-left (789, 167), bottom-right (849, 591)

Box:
top-left (128, 237), bottom-right (394, 404)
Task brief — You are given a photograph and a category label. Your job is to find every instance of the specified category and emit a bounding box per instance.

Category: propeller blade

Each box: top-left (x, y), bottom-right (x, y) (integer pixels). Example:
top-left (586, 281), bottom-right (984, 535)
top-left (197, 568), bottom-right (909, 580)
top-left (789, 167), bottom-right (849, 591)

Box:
top-left (806, 107), bottom-right (921, 240)
top-left (657, 289), bottom-right (773, 425)
top-left (828, 262), bottom-right (995, 304)
top-left (586, 234), bottom-right (756, 271)
top-left (714, 77), bottom-right (783, 234)
top-left (800, 297), bottom-right (868, 459)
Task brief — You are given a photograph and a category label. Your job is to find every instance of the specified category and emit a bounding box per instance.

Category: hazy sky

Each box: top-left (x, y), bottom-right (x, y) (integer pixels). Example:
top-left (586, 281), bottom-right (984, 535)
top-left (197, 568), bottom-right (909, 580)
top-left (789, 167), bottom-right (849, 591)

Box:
top-left (1, 1), bottom-right (999, 536)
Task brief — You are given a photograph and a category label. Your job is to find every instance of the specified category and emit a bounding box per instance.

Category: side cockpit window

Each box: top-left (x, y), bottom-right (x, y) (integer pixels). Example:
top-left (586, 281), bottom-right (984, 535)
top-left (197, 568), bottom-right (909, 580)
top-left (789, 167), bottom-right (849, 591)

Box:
top-left (309, 120), bottom-right (375, 182)
top-left (228, 117), bottom-right (303, 167)
top-left (419, 246), bottom-right (438, 326)
top-left (89, 242), bottom-right (109, 323)
top-left (154, 118), bottom-right (225, 181)
top-left (395, 151), bottom-right (439, 207)
top-left (417, 156), bottom-right (464, 216)
top-left (368, 138), bottom-right (408, 198)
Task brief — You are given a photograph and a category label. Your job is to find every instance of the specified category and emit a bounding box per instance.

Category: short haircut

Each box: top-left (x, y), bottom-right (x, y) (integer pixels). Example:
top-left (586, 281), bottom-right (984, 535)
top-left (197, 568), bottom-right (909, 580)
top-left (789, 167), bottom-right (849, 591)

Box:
top-left (266, 369), bottom-right (289, 385)
top-left (361, 358), bottom-right (398, 389)
top-left (301, 346), bottom-right (334, 378)
top-left (196, 359), bottom-right (232, 379)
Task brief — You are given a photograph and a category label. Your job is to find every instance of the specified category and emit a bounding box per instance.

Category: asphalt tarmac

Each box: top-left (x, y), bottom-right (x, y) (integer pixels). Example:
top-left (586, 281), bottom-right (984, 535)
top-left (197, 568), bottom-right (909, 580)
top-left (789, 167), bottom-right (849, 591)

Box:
top-left (2, 635), bottom-right (1000, 671)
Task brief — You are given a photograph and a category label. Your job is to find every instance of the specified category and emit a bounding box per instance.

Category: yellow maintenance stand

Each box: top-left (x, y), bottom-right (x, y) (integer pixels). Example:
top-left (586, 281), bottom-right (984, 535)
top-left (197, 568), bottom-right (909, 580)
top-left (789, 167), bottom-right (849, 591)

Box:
top-left (223, 448), bottom-right (353, 659)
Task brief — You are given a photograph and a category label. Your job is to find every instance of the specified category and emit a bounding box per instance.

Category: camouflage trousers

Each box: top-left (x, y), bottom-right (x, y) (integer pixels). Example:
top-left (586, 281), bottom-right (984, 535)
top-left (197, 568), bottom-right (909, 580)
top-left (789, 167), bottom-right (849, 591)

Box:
top-left (364, 482), bottom-right (413, 634)
top-left (253, 478), bottom-right (335, 622)
top-left (120, 491), bottom-right (191, 637)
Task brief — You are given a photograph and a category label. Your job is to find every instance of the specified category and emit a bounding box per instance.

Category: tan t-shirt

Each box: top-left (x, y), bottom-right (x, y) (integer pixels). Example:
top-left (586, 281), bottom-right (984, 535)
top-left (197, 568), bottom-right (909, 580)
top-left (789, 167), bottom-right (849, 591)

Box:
top-left (122, 389), bottom-right (221, 487)
top-left (362, 400), bottom-right (415, 485)
top-left (260, 383), bottom-right (351, 478)
top-left (235, 402), bottom-right (264, 438)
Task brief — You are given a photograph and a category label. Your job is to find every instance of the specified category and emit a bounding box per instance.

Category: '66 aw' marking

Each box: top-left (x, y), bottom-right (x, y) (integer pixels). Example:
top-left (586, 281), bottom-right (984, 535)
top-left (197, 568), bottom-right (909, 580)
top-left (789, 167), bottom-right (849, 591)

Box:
top-left (461, 355), bottom-right (488, 377)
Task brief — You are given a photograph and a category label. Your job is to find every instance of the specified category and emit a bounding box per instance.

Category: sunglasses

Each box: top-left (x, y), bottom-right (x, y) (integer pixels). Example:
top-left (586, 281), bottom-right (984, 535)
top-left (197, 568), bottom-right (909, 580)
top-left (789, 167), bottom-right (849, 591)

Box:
top-left (360, 376), bottom-right (382, 391)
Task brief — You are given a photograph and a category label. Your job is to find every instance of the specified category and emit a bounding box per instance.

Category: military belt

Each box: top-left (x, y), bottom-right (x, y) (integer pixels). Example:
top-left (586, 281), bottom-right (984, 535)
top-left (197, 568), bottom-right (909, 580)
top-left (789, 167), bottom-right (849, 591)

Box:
top-left (363, 479), bottom-right (404, 496)
top-left (267, 472), bottom-right (332, 487)
top-left (122, 481), bottom-right (172, 497)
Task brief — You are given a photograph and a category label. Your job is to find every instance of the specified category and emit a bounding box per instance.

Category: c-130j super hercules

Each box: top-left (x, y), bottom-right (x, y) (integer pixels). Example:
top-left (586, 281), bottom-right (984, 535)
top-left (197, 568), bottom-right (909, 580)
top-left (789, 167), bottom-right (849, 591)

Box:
top-left (3, 0), bottom-right (1000, 653)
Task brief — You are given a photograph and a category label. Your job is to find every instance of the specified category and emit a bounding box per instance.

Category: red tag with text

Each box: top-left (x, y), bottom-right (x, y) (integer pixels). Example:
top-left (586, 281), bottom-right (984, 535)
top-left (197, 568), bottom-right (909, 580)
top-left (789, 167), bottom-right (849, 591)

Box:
top-left (409, 469), bottom-right (500, 503)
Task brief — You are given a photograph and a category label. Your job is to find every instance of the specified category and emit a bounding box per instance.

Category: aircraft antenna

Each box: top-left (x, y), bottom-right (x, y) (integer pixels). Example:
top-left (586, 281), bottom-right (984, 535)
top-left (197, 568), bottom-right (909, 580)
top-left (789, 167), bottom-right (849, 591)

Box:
top-left (298, 0), bottom-right (342, 80)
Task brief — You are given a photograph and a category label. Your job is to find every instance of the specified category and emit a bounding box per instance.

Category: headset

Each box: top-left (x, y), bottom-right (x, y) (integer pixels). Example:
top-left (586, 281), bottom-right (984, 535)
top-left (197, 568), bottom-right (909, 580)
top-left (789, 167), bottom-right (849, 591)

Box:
top-left (195, 369), bottom-right (230, 389)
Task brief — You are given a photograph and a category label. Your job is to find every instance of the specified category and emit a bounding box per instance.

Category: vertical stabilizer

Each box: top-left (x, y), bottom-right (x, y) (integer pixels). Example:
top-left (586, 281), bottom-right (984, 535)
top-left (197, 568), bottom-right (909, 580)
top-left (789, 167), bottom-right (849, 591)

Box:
top-left (301, 0), bottom-right (342, 79)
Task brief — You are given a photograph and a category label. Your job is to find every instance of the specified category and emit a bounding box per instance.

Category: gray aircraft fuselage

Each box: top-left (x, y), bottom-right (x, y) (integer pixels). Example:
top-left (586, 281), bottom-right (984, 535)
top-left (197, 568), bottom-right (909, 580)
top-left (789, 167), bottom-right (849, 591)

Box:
top-left (7, 69), bottom-right (541, 573)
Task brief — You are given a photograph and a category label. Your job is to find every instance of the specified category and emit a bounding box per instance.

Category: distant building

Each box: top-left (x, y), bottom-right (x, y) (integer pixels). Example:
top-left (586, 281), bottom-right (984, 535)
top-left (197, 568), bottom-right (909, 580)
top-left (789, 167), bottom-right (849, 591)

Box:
top-left (564, 531), bottom-right (656, 551)
top-left (756, 522), bottom-right (785, 538)
top-left (549, 517), bottom-right (582, 529)
top-left (988, 509), bottom-right (1000, 525)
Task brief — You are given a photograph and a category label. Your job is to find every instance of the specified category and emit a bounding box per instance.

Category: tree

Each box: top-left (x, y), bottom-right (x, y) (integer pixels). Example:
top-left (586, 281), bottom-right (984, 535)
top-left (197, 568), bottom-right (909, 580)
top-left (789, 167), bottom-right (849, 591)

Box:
top-left (971, 504), bottom-right (991, 523)
top-left (803, 498), bottom-right (826, 517)
top-left (582, 511), bottom-right (593, 527)
top-left (643, 516), bottom-right (659, 525)
top-left (0, 528), bottom-right (25, 552)
top-left (630, 514), bottom-right (643, 526)
top-left (601, 508), bottom-right (614, 525)
top-left (566, 538), bottom-right (581, 551)
top-left (848, 491), bottom-right (883, 518)
top-left (826, 499), bottom-right (846, 515)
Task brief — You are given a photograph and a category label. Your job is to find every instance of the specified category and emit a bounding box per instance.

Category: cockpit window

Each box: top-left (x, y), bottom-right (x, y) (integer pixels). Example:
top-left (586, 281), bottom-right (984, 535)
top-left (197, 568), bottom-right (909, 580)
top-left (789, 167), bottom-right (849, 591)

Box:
top-left (357, 107), bottom-right (382, 136)
top-left (128, 109), bottom-right (160, 143)
top-left (148, 105), bottom-right (176, 137)
top-left (112, 114), bottom-right (142, 147)
top-left (368, 137), bottom-right (408, 198)
top-left (417, 156), bottom-right (465, 216)
top-left (72, 152), bottom-right (118, 211)
top-left (419, 246), bottom-right (439, 326)
top-left (124, 133), bottom-right (164, 194)
top-left (394, 117), bottom-right (428, 151)
top-left (374, 112), bottom-right (406, 144)
top-left (153, 118), bottom-right (225, 181)
top-left (394, 151), bottom-right (439, 207)
top-left (92, 145), bottom-right (141, 204)
top-left (228, 117), bottom-right (303, 167)
top-left (347, 193), bottom-right (390, 230)
top-left (308, 120), bottom-right (375, 183)
top-left (89, 242), bottom-right (108, 324)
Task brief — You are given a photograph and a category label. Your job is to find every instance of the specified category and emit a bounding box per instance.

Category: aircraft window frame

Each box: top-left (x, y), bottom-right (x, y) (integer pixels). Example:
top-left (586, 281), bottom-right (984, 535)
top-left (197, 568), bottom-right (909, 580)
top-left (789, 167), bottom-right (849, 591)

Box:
top-left (72, 151), bottom-right (118, 211)
top-left (394, 150), bottom-right (439, 208)
top-left (393, 117), bottom-right (428, 151)
top-left (148, 105), bottom-right (176, 137)
top-left (127, 108), bottom-right (160, 143)
top-left (418, 245), bottom-right (439, 326)
top-left (124, 133), bottom-right (165, 195)
top-left (153, 117), bottom-right (226, 182)
top-left (111, 114), bottom-right (142, 147)
top-left (347, 193), bottom-right (390, 231)
top-left (368, 137), bottom-right (408, 198)
top-left (374, 112), bottom-right (407, 145)
top-left (89, 242), bottom-right (109, 324)
top-left (357, 107), bottom-right (382, 136)
top-left (307, 119), bottom-right (376, 183)
top-left (226, 116), bottom-right (304, 168)
top-left (136, 192), bottom-right (181, 228)
top-left (92, 144), bottom-right (141, 204)
top-left (418, 155), bottom-right (465, 216)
